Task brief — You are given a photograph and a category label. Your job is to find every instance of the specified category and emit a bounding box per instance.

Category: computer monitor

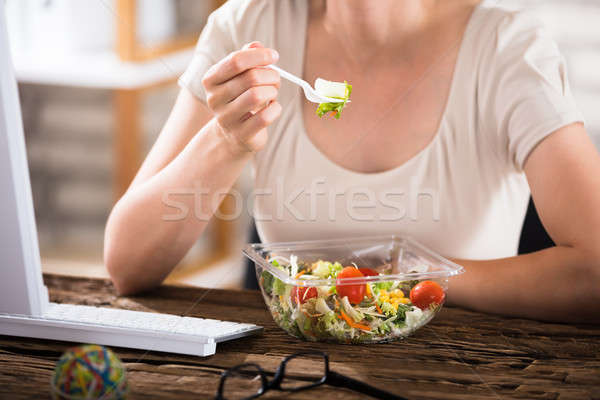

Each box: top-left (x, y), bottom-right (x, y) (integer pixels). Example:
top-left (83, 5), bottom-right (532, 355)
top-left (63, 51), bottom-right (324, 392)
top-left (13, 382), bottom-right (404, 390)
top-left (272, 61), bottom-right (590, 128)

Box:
top-left (0, 1), bottom-right (49, 317)
top-left (0, 5), bottom-right (260, 356)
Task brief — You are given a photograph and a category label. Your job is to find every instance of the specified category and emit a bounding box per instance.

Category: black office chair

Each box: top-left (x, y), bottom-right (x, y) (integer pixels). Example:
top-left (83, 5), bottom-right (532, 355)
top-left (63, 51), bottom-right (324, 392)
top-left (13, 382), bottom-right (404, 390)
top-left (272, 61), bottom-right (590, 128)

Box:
top-left (244, 223), bottom-right (262, 290)
top-left (243, 197), bottom-right (554, 289)
top-left (518, 196), bottom-right (555, 254)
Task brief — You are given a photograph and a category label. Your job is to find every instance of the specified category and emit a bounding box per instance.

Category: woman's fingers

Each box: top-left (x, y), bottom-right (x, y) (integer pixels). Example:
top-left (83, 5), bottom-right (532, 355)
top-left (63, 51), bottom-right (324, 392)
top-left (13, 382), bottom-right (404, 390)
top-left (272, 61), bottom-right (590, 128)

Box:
top-left (202, 42), bottom-right (281, 152)
top-left (216, 86), bottom-right (279, 130)
top-left (206, 67), bottom-right (280, 109)
top-left (234, 85), bottom-right (279, 116)
top-left (237, 101), bottom-right (283, 143)
top-left (202, 47), bottom-right (279, 88)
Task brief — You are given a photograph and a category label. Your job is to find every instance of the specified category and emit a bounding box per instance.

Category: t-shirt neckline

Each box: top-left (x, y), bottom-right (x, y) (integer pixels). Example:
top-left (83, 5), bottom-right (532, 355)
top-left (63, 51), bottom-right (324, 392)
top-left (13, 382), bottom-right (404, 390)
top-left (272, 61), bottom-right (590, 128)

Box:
top-left (294, 2), bottom-right (485, 178)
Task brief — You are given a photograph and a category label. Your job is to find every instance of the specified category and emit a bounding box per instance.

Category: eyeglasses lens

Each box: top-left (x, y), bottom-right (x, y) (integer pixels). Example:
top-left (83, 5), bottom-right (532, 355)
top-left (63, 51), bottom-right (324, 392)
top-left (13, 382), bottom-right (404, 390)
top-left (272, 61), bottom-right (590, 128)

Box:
top-left (280, 353), bottom-right (326, 390)
top-left (221, 365), bottom-right (264, 400)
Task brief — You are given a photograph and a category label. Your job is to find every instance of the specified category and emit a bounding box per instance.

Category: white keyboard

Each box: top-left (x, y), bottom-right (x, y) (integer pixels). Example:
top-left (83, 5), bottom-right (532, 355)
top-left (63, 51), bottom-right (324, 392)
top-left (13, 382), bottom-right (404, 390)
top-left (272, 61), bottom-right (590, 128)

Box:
top-left (0, 302), bottom-right (262, 356)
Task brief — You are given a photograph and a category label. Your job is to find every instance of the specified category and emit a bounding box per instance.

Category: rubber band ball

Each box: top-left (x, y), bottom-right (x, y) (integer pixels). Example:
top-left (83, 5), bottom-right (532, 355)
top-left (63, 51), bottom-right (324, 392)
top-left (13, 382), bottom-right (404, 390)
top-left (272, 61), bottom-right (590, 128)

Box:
top-left (51, 344), bottom-right (127, 400)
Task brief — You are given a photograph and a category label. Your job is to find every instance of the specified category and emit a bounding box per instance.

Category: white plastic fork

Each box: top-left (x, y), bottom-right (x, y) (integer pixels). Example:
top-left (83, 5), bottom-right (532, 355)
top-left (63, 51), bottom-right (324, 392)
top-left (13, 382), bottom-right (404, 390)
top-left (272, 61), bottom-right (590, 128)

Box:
top-left (267, 65), bottom-right (344, 104)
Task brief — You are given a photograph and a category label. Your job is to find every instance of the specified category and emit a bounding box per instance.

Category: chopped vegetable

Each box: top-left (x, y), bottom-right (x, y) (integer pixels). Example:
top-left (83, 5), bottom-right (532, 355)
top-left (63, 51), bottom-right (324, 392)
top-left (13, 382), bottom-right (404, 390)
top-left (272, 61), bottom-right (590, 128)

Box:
top-left (409, 281), bottom-right (445, 310)
top-left (365, 283), bottom-right (373, 298)
top-left (340, 310), bottom-right (371, 332)
top-left (380, 301), bottom-right (397, 317)
top-left (291, 286), bottom-right (317, 304)
top-left (294, 270), bottom-right (306, 279)
top-left (315, 78), bottom-right (348, 98)
top-left (273, 278), bottom-right (287, 296)
top-left (290, 255), bottom-right (299, 277)
top-left (260, 255), bottom-right (438, 343)
top-left (405, 307), bottom-right (424, 328)
top-left (315, 297), bottom-right (333, 315)
top-left (358, 268), bottom-right (378, 277)
top-left (312, 260), bottom-right (329, 277)
top-left (374, 281), bottom-right (394, 291)
top-left (261, 270), bottom-right (275, 294)
top-left (312, 260), bottom-right (342, 278)
top-left (314, 78), bottom-right (352, 119)
top-left (336, 267), bottom-right (366, 304)
top-left (341, 296), bottom-right (364, 322)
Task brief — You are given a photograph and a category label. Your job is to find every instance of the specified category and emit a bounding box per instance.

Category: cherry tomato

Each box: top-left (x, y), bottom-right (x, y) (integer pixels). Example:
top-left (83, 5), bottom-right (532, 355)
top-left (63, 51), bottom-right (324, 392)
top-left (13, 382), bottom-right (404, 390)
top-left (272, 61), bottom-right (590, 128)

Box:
top-left (291, 286), bottom-right (317, 304)
top-left (336, 267), bottom-right (366, 304)
top-left (409, 281), bottom-right (445, 310)
top-left (358, 268), bottom-right (378, 294)
top-left (358, 268), bottom-right (378, 277)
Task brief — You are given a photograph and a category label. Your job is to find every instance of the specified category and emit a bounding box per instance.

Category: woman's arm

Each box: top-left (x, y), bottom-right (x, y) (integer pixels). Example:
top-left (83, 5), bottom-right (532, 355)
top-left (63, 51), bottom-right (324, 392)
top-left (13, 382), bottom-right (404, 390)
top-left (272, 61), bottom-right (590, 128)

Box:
top-left (448, 123), bottom-right (600, 323)
top-left (104, 43), bottom-right (281, 295)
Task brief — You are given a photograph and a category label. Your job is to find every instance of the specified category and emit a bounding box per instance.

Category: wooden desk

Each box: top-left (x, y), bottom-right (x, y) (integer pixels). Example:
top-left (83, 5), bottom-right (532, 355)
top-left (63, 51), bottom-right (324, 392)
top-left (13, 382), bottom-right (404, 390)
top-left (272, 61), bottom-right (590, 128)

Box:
top-left (1, 274), bottom-right (599, 399)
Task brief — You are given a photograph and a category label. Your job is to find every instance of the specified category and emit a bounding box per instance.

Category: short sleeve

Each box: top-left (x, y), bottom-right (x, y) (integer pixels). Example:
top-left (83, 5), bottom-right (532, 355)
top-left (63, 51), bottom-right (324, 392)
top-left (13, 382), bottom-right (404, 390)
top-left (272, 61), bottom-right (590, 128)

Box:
top-left (479, 10), bottom-right (585, 171)
top-left (178, 0), bottom-right (273, 103)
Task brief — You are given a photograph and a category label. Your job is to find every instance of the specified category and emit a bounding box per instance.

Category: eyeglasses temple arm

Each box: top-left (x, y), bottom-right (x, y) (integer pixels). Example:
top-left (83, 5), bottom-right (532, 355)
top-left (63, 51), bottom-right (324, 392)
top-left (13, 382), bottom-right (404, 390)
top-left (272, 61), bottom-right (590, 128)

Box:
top-left (325, 371), bottom-right (408, 400)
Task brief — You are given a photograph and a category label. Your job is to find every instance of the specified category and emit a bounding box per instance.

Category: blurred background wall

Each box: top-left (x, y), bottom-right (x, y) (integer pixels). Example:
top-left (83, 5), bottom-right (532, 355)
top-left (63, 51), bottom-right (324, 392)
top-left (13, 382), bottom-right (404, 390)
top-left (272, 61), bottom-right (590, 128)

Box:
top-left (9, 0), bottom-right (251, 289)
top-left (7, 0), bottom-right (600, 289)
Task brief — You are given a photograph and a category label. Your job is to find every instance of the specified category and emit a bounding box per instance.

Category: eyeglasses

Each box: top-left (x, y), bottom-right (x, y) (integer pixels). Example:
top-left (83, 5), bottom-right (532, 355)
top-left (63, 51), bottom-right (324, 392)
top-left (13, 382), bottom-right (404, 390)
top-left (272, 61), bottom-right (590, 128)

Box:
top-left (214, 351), bottom-right (407, 400)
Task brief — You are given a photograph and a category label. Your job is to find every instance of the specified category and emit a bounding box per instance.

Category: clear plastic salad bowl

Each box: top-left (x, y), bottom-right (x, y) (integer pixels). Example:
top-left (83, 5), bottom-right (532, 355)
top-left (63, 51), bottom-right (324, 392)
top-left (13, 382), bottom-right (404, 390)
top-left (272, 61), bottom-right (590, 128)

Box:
top-left (243, 235), bottom-right (464, 344)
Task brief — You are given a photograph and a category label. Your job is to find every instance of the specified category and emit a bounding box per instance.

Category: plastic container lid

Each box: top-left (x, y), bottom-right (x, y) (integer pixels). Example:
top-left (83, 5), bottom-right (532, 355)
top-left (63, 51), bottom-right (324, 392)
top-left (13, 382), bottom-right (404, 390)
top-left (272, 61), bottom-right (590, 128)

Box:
top-left (243, 235), bottom-right (464, 287)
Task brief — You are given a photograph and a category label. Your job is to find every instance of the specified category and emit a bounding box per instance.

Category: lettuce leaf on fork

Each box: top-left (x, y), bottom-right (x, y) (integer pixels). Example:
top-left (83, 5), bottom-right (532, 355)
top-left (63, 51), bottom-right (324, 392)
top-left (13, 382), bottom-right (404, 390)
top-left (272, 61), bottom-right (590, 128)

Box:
top-left (315, 79), bottom-right (352, 119)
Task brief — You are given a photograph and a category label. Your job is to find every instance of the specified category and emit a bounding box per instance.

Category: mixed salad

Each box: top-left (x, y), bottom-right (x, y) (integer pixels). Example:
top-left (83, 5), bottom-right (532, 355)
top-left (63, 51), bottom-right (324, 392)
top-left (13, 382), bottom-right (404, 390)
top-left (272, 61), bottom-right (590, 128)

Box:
top-left (259, 255), bottom-right (445, 343)
top-left (314, 78), bottom-right (352, 119)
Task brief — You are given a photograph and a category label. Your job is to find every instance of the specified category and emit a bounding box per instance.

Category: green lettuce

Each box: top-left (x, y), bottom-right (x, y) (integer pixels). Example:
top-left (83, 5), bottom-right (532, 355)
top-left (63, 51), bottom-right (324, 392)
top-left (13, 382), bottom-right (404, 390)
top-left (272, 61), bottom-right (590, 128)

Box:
top-left (380, 302), bottom-right (397, 317)
top-left (316, 82), bottom-right (352, 119)
top-left (374, 281), bottom-right (394, 291)
top-left (273, 279), bottom-right (288, 296)
top-left (312, 260), bottom-right (343, 278)
top-left (264, 259), bottom-right (287, 296)
top-left (330, 262), bottom-right (343, 277)
top-left (261, 270), bottom-right (275, 294)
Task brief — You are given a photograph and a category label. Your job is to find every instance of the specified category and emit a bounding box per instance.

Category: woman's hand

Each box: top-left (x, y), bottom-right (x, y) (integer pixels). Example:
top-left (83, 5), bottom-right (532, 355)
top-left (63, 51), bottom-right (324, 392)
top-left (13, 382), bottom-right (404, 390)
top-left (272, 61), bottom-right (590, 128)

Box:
top-left (202, 42), bottom-right (282, 154)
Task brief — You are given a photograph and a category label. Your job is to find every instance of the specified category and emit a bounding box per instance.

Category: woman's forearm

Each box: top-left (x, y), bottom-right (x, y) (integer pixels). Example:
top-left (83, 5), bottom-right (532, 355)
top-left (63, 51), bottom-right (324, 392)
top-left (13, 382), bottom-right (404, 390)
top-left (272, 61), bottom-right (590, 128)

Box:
top-left (104, 120), bottom-right (252, 294)
top-left (448, 246), bottom-right (600, 323)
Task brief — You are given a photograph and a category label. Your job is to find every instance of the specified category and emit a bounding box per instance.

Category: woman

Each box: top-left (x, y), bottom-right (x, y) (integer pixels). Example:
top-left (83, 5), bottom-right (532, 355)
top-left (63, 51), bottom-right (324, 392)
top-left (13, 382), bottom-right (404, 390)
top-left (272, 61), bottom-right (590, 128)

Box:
top-left (104, 0), bottom-right (600, 323)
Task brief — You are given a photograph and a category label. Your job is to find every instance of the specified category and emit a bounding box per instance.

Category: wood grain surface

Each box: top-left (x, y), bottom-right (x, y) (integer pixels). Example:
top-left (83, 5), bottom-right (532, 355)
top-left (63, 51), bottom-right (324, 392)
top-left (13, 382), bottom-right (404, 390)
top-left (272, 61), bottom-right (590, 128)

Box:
top-left (0, 274), bottom-right (598, 399)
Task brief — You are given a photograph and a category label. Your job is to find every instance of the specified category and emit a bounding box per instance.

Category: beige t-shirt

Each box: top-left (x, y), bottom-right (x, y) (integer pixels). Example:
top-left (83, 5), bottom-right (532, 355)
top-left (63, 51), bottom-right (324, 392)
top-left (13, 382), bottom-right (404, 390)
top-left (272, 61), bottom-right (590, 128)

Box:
top-left (179, 0), bottom-right (584, 260)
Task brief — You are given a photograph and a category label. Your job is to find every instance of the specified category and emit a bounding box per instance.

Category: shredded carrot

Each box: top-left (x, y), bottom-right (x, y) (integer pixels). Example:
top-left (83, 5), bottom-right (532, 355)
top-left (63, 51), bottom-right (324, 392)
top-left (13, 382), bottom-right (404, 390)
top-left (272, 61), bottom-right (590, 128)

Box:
top-left (375, 303), bottom-right (384, 314)
top-left (335, 298), bottom-right (340, 311)
top-left (340, 310), bottom-right (371, 331)
top-left (294, 270), bottom-right (306, 279)
top-left (330, 111), bottom-right (338, 118)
